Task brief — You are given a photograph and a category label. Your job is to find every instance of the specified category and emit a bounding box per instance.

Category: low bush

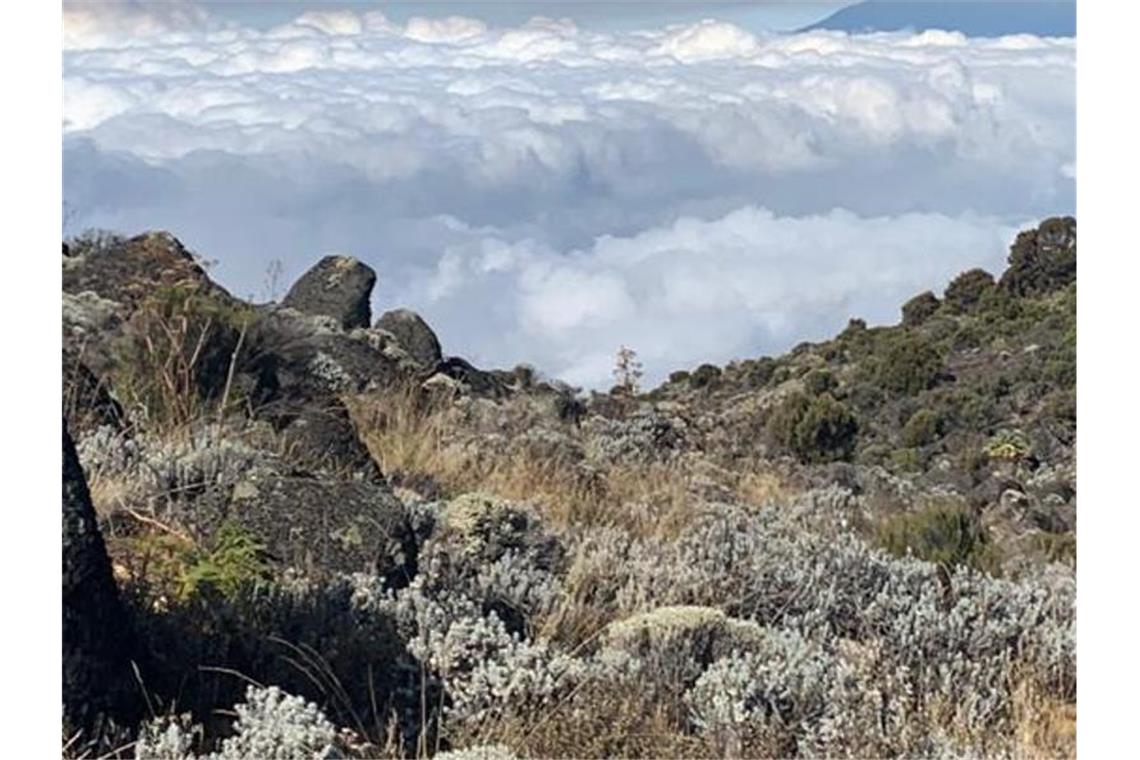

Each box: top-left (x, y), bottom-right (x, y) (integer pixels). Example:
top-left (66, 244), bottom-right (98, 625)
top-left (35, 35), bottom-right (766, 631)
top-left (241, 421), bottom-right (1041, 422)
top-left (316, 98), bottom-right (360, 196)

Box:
top-left (900, 408), bottom-right (945, 448)
top-left (944, 268), bottom-right (996, 313)
top-left (876, 504), bottom-right (996, 574)
top-left (865, 334), bottom-right (945, 396)
top-left (768, 392), bottom-right (859, 463)
top-left (689, 364), bottom-right (722, 390)
top-left (901, 291), bottom-right (941, 326)
top-left (801, 368), bottom-right (837, 396)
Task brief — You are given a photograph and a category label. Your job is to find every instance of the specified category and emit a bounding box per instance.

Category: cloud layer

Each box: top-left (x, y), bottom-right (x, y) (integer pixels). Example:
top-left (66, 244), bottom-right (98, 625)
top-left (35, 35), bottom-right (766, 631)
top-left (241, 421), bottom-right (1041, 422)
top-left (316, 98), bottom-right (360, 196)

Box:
top-left (63, 6), bottom-right (1074, 387)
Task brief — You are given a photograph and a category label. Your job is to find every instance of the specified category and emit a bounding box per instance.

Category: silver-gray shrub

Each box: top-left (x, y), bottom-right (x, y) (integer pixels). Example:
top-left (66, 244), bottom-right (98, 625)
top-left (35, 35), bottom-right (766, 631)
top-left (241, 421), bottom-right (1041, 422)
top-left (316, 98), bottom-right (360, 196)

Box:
top-left (686, 628), bottom-right (880, 758)
top-left (75, 424), bottom-right (278, 505)
top-left (214, 685), bottom-right (345, 760)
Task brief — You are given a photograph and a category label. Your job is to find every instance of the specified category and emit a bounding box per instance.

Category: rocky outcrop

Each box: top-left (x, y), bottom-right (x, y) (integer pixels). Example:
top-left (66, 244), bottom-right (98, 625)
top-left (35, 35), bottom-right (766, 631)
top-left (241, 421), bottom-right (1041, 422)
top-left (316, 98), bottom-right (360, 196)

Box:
top-left (63, 231), bottom-right (222, 310)
top-left (63, 422), bottom-right (133, 732)
top-left (249, 306), bottom-right (402, 406)
top-left (375, 308), bottom-right (443, 368)
top-left (282, 255), bottom-right (376, 330)
top-left (434, 356), bottom-right (511, 398)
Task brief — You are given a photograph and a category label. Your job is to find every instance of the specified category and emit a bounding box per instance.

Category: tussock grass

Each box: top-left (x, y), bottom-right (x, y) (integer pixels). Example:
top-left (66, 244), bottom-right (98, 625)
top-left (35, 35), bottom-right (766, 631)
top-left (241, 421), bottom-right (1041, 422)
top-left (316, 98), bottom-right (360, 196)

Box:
top-left (347, 384), bottom-right (793, 541)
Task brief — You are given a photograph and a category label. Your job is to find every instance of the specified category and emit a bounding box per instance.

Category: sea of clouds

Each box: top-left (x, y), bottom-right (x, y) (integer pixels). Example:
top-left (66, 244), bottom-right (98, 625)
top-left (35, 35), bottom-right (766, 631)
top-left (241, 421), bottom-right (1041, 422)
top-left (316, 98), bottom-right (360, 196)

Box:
top-left (63, 3), bottom-right (1074, 388)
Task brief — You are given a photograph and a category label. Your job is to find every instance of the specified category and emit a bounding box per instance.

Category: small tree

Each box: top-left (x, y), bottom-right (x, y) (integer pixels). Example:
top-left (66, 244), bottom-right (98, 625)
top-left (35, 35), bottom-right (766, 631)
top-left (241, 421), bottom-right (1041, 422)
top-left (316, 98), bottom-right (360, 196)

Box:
top-left (613, 345), bottom-right (643, 396)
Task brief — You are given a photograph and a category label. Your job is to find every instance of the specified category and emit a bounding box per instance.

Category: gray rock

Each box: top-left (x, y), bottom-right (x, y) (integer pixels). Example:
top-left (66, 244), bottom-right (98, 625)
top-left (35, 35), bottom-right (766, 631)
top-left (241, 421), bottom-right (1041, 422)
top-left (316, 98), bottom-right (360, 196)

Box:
top-left (375, 308), bottom-right (442, 367)
top-left (282, 255), bottom-right (376, 329)
top-left (63, 422), bottom-right (133, 732)
top-left (220, 475), bottom-right (419, 586)
top-left (249, 306), bottom-right (402, 405)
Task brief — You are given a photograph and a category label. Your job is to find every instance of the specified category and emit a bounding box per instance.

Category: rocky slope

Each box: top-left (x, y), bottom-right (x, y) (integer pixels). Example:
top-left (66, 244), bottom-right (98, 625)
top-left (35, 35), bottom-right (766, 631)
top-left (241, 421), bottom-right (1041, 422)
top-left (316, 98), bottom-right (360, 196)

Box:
top-left (61, 219), bottom-right (1076, 758)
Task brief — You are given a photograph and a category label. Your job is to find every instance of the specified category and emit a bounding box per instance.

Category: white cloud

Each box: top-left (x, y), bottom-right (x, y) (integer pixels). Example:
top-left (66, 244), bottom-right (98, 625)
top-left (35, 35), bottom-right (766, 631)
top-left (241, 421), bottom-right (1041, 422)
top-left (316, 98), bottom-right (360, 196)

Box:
top-left (62, 9), bottom-right (1074, 387)
top-left (406, 208), bottom-right (1020, 387)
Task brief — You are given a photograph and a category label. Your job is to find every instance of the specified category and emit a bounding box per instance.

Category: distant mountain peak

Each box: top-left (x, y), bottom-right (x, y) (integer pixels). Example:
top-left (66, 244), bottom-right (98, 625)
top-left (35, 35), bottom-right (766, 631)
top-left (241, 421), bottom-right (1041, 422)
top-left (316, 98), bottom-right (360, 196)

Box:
top-left (801, 1), bottom-right (1075, 38)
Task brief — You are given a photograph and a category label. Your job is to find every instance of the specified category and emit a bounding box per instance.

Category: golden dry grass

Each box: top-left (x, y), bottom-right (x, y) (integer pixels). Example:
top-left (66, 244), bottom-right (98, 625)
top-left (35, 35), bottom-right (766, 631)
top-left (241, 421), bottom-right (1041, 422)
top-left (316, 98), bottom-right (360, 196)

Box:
top-left (347, 385), bottom-right (795, 543)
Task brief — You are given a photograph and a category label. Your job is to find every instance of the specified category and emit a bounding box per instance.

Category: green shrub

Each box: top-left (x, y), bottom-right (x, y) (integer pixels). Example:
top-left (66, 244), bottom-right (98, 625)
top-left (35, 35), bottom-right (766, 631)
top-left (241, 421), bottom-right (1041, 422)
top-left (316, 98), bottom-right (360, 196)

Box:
top-left (180, 522), bottom-right (273, 602)
top-left (802, 368), bottom-right (837, 397)
top-left (866, 334), bottom-right (944, 395)
top-left (668, 370), bottom-right (691, 385)
top-left (768, 391), bottom-right (858, 463)
top-left (889, 447), bottom-right (923, 472)
top-left (900, 291), bottom-right (941, 326)
top-left (944, 268), bottom-right (995, 313)
top-left (876, 505), bottom-right (996, 573)
top-left (900, 409), bottom-right (944, 448)
top-left (740, 357), bottom-right (777, 389)
top-left (689, 363), bottom-right (722, 389)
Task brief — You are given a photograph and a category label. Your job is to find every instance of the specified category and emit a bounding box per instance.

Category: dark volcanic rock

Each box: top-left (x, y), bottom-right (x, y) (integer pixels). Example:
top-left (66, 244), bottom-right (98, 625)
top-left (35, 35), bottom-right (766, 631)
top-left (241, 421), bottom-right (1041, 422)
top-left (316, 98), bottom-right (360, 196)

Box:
top-left (250, 307), bottom-right (402, 405)
top-left (63, 422), bottom-right (133, 731)
top-left (1000, 216), bottom-right (1077, 297)
top-left (283, 255), bottom-right (376, 329)
top-left (276, 400), bottom-right (382, 481)
top-left (63, 349), bottom-right (124, 432)
top-left (435, 356), bottom-right (510, 398)
top-left (375, 308), bottom-right (443, 367)
top-left (62, 231), bottom-right (221, 310)
top-left (223, 475), bottom-right (418, 586)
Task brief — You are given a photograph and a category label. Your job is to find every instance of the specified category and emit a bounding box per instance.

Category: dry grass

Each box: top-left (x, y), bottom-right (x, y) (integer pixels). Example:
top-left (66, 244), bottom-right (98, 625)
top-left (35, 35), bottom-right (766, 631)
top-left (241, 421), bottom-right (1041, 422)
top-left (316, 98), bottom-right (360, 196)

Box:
top-left (347, 385), bottom-right (794, 543)
top-left (1010, 678), bottom-right (1076, 759)
top-left (450, 678), bottom-right (711, 760)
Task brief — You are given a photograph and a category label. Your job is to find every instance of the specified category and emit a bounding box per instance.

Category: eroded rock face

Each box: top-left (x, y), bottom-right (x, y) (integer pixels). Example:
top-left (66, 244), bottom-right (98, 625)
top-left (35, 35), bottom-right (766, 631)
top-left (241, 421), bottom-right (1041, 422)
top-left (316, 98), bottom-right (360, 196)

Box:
top-left (63, 422), bottom-right (132, 731)
top-left (375, 308), bottom-right (443, 368)
top-left (282, 255), bottom-right (376, 329)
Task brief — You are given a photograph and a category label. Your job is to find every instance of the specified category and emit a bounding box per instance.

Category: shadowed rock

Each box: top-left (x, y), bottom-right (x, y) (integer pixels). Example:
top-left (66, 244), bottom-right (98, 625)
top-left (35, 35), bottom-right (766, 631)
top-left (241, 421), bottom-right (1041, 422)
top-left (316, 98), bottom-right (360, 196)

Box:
top-left (219, 475), bottom-right (418, 586)
top-left (276, 400), bottom-right (382, 481)
top-left (63, 422), bottom-right (133, 732)
top-left (375, 308), bottom-right (443, 368)
top-left (283, 255), bottom-right (376, 329)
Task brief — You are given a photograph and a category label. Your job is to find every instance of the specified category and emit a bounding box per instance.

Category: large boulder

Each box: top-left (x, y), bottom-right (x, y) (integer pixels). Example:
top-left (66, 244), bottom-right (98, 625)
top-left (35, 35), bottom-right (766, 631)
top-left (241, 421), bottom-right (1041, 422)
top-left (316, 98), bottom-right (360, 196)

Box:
top-left (63, 231), bottom-right (222, 310)
top-left (999, 216), bottom-right (1077, 297)
top-left (220, 475), bottom-right (419, 586)
top-left (249, 306), bottom-right (402, 406)
top-left (63, 422), bottom-right (134, 732)
top-left (282, 255), bottom-right (376, 330)
top-left (375, 308), bottom-right (442, 368)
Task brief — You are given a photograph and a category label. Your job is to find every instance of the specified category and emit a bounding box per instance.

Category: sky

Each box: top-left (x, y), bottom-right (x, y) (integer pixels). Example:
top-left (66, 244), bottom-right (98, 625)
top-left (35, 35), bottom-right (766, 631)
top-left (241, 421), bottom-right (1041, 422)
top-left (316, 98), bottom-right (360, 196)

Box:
top-left (62, 1), bottom-right (1075, 389)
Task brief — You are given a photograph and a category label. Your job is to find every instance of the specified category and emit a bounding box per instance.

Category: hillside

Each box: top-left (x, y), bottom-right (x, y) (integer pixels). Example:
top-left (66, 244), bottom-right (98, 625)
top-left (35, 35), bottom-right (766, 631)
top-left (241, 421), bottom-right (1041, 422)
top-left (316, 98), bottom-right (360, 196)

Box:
top-left (802, 0), bottom-right (1076, 37)
top-left (62, 219), bottom-right (1075, 758)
